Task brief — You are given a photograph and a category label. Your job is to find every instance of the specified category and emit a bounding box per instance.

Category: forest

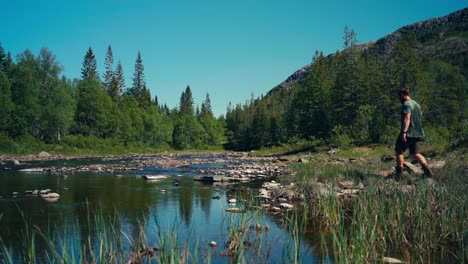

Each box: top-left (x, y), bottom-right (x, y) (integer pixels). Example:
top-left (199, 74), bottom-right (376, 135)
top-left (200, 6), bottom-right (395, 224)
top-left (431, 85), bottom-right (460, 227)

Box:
top-left (0, 45), bottom-right (226, 152)
top-left (225, 26), bottom-right (467, 150)
top-left (0, 22), bottom-right (466, 153)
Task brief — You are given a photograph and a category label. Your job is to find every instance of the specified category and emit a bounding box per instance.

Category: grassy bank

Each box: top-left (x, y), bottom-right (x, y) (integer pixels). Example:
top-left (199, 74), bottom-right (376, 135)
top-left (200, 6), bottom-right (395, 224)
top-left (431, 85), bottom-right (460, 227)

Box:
top-left (0, 134), bottom-right (224, 156)
top-left (278, 145), bottom-right (468, 263)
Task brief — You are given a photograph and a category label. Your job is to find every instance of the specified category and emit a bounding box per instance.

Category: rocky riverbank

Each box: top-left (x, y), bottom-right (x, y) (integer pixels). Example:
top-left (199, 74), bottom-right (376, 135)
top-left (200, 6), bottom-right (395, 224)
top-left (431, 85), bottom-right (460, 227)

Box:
top-left (1, 151), bottom-right (294, 182)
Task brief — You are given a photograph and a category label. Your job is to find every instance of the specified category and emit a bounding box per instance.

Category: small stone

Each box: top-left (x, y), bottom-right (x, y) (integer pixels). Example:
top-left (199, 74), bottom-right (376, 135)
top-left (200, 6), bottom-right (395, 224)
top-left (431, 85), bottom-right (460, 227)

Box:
top-left (209, 241), bottom-right (218, 247)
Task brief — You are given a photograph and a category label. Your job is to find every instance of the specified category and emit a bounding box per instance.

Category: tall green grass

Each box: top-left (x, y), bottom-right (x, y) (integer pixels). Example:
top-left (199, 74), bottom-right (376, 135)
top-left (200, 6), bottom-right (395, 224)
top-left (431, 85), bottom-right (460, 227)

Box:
top-left (283, 150), bottom-right (467, 263)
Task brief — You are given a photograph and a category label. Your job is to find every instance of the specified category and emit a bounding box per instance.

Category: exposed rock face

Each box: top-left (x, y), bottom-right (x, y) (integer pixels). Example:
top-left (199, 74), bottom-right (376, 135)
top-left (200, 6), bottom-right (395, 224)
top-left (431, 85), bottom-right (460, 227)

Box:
top-left (375, 8), bottom-right (468, 56)
top-left (268, 63), bottom-right (313, 94)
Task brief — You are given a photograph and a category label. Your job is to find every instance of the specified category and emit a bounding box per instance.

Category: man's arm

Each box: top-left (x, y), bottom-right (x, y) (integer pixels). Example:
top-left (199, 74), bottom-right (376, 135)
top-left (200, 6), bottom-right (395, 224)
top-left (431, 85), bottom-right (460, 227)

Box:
top-left (402, 112), bottom-right (411, 142)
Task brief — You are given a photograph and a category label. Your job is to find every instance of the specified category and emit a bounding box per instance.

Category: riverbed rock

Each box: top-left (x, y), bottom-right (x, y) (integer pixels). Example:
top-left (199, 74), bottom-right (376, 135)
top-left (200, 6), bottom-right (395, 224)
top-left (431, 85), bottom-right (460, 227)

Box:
top-left (19, 168), bottom-right (44, 172)
top-left (13, 160), bottom-right (20, 165)
top-left (142, 174), bottom-right (168, 181)
top-left (338, 180), bottom-right (354, 189)
top-left (228, 198), bottom-right (237, 204)
top-left (257, 189), bottom-right (271, 200)
top-left (270, 206), bottom-right (281, 212)
top-left (225, 208), bottom-right (244, 213)
top-left (41, 192), bottom-right (60, 202)
top-left (279, 203), bottom-right (294, 209)
top-left (262, 181), bottom-right (281, 190)
top-left (383, 256), bottom-right (404, 263)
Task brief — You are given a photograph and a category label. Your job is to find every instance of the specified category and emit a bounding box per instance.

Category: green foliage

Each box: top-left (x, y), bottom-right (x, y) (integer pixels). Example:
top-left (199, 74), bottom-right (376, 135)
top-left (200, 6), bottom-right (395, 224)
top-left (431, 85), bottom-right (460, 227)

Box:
top-left (172, 114), bottom-right (204, 149)
top-left (74, 78), bottom-right (120, 138)
top-left (331, 125), bottom-right (353, 149)
top-left (0, 72), bottom-right (14, 133)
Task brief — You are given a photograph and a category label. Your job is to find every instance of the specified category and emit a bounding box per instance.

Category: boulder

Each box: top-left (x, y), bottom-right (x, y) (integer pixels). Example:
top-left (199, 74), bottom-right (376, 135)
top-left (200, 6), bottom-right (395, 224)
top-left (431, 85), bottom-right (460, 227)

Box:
top-left (429, 160), bottom-right (446, 169)
top-left (403, 161), bottom-right (423, 174)
top-left (38, 151), bottom-right (51, 158)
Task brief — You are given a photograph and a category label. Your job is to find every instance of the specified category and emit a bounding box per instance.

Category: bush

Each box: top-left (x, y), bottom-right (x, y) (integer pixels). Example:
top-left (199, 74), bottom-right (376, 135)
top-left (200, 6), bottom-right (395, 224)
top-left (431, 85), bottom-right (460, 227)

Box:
top-left (331, 125), bottom-right (353, 149)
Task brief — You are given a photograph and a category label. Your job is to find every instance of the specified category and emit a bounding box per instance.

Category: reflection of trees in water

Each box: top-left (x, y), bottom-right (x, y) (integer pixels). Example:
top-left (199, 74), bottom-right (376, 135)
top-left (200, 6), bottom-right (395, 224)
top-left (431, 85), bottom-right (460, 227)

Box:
top-left (196, 185), bottom-right (214, 222)
top-left (178, 178), bottom-right (194, 226)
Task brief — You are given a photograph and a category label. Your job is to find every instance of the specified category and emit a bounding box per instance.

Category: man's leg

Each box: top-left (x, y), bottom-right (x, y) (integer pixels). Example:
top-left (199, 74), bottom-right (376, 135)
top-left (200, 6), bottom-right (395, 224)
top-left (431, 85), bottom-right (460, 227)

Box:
top-left (394, 136), bottom-right (406, 181)
top-left (414, 153), bottom-right (433, 177)
top-left (395, 153), bottom-right (405, 180)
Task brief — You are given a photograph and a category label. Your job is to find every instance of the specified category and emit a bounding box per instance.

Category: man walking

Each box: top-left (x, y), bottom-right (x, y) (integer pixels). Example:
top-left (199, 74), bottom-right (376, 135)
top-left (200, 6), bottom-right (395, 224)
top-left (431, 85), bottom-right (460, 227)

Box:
top-left (394, 86), bottom-right (433, 180)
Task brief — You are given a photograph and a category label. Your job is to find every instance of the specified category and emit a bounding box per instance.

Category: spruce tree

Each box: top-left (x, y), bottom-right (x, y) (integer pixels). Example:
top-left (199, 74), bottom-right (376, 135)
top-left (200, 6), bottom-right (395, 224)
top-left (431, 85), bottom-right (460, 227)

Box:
top-left (103, 45), bottom-right (114, 93)
top-left (115, 60), bottom-right (125, 95)
top-left (81, 47), bottom-right (98, 81)
top-left (180, 85), bottom-right (194, 115)
top-left (131, 51), bottom-right (146, 100)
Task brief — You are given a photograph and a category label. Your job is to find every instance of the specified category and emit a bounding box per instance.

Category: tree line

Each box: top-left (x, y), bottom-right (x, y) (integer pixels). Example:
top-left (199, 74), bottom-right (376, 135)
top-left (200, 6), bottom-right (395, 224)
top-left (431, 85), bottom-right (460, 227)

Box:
top-left (1, 25), bottom-right (466, 152)
top-left (225, 27), bottom-right (467, 150)
top-left (0, 44), bottom-right (226, 150)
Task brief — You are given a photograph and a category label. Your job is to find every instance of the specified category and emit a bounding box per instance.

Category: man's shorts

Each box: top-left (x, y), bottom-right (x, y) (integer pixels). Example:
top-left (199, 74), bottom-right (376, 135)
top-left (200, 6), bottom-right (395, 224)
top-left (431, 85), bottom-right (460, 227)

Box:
top-left (395, 136), bottom-right (422, 155)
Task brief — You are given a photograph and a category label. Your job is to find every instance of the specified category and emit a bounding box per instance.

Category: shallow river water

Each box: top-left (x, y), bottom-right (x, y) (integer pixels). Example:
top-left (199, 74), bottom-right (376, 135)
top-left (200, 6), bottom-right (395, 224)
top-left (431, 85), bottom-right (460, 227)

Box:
top-left (0, 154), bottom-right (329, 263)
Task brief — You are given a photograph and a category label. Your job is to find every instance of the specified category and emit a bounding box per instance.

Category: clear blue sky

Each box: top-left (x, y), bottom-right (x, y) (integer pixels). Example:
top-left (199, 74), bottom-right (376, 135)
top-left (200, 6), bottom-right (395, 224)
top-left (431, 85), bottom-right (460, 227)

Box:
top-left (2, 0), bottom-right (466, 116)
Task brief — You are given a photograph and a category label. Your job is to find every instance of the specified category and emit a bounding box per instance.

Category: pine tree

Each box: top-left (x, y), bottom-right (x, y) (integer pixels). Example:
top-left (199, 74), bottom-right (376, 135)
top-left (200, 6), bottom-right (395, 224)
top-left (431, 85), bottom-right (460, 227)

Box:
top-left (131, 51), bottom-right (145, 100)
top-left (103, 45), bottom-right (114, 93)
top-left (115, 60), bottom-right (125, 95)
top-left (81, 47), bottom-right (98, 81)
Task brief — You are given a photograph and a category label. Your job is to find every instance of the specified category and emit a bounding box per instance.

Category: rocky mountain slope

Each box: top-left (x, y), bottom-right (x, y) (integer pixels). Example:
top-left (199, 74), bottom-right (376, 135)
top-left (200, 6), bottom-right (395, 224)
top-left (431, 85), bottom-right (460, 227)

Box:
top-left (269, 8), bottom-right (468, 95)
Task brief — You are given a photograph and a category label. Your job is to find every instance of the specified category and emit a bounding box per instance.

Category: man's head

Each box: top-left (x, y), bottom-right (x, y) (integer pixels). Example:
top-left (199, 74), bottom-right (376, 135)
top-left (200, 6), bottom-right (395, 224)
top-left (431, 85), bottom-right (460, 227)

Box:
top-left (398, 86), bottom-right (410, 103)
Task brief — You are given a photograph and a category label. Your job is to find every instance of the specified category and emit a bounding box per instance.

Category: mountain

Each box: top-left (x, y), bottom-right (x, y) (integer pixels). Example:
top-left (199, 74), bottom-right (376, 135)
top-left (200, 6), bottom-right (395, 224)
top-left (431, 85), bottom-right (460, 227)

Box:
top-left (269, 8), bottom-right (468, 95)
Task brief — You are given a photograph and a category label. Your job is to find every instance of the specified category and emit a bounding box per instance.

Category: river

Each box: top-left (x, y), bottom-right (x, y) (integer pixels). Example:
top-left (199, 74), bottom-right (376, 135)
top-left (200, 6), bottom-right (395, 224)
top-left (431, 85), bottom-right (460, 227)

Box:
top-left (0, 153), bottom-right (329, 263)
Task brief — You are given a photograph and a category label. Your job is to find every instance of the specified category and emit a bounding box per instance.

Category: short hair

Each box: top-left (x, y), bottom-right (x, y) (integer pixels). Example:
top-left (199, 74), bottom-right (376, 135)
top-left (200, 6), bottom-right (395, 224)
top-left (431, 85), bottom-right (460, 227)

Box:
top-left (398, 85), bottom-right (410, 96)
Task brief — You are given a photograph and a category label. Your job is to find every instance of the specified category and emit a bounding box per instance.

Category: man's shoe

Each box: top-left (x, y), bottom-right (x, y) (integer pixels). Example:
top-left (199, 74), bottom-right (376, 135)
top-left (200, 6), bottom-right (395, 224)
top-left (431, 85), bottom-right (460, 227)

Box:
top-left (394, 167), bottom-right (404, 182)
top-left (421, 164), bottom-right (434, 178)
